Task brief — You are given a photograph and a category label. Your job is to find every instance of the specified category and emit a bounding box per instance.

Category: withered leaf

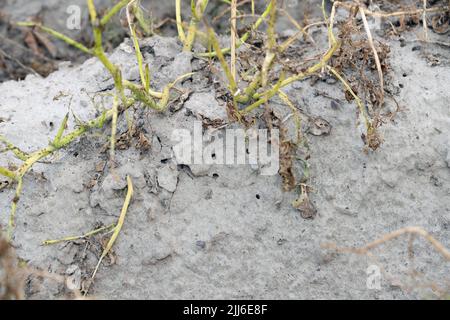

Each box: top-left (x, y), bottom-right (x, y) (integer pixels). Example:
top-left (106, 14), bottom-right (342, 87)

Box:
top-left (24, 30), bottom-right (40, 56)
top-left (0, 53), bottom-right (6, 69)
top-left (33, 30), bottom-right (57, 58)
top-left (292, 191), bottom-right (317, 219)
top-left (138, 132), bottom-right (151, 152)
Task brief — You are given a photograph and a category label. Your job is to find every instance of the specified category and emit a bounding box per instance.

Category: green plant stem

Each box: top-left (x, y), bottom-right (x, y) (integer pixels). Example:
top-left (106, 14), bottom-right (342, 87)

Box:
top-left (110, 94), bottom-right (119, 161)
top-left (240, 73), bottom-right (284, 114)
top-left (0, 135), bottom-right (29, 161)
top-left (4, 98), bottom-right (135, 240)
top-left (184, 0), bottom-right (209, 52)
top-left (101, 0), bottom-right (130, 26)
top-left (282, 41), bottom-right (339, 86)
top-left (321, 0), bottom-right (336, 45)
top-left (198, 0), bottom-right (273, 58)
top-left (132, 2), bottom-right (153, 36)
top-left (52, 113), bottom-right (69, 147)
top-left (0, 167), bottom-right (17, 180)
top-left (208, 28), bottom-right (237, 94)
top-left (125, 72), bottom-right (194, 111)
top-left (42, 223), bottom-right (116, 245)
top-left (7, 0), bottom-right (193, 241)
top-left (251, 40), bottom-right (340, 102)
top-left (7, 177), bottom-right (23, 240)
top-left (261, 0), bottom-right (277, 87)
top-left (18, 1), bottom-right (185, 110)
top-left (87, 0), bottom-right (98, 22)
top-left (267, 0), bottom-right (277, 49)
top-left (235, 72), bottom-right (261, 104)
top-left (91, 176), bottom-right (134, 281)
top-left (127, 2), bottom-right (148, 89)
top-left (123, 80), bottom-right (161, 98)
top-left (88, 0), bottom-right (128, 105)
top-left (176, 0), bottom-right (186, 42)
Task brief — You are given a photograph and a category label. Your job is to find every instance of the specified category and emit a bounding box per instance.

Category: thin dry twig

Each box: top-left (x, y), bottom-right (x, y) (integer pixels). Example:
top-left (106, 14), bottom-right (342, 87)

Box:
top-left (336, 1), bottom-right (448, 18)
top-left (422, 0), bottom-right (428, 40)
top-left (323, 226), bottom-right (450, 261)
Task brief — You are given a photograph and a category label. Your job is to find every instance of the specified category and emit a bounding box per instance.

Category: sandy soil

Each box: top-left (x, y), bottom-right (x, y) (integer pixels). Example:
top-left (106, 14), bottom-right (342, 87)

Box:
top-left (0, 1), bottom-right (449, 300)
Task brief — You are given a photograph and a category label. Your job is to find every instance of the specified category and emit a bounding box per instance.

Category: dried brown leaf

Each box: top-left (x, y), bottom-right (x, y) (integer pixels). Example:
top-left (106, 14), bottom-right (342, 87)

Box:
top-left (24, 30), bottom-right (40, 56)
top-left (33, 30), bottom-right (57, 57)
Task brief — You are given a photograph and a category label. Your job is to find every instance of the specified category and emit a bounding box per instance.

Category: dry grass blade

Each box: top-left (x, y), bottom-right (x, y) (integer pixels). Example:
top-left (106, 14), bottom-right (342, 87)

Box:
top-left (359, 6), bottom-right (384, 106)
top-left (323, 225), bottom-right (450, 298)
top-left (0, 46), bottom-right (40, 76)
top-left (326, 66), bottom-right (371, 133)
top-left (278, 91), bottom-right (302, 144)
top-left (42, 224), bottom-right (116, 246)
top-left (279, 8), bottom-right (316, 47)
top-left (91, 175), bottom-right (134, 281)
top-left (231, 0), bottom-right (237, 83)
top-left (323, 226), bottom-right (450, 261)
top-left (422, 0), bottom-right (428, 40)
top-left (336, 1), bottom-right (448, 18)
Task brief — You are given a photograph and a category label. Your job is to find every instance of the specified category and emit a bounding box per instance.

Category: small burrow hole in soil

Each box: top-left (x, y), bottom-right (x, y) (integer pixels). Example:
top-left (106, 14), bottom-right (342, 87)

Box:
top-left (212, 173), bottom-right (219, 179)
top-left (256, 194), bottom-right (260, 199)
top-left (73, 152), bottom-right (79, 157)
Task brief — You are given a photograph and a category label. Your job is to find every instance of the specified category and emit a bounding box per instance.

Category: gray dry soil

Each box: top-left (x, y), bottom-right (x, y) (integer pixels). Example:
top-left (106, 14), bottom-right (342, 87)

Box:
top-left (0, 6), bottom-right (450, 300)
